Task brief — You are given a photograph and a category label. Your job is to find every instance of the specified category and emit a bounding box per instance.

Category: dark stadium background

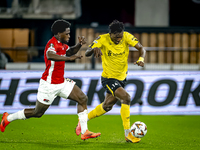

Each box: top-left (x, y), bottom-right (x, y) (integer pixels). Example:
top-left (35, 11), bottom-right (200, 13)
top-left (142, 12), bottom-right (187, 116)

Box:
top-left (0, 0), bottom-right (199, 48)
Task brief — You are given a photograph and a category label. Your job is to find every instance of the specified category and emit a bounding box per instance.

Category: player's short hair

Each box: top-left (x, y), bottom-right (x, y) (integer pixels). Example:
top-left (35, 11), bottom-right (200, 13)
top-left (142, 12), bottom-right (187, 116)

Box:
top-left (51, 19), bottom-right (71, 35)
top-left (109, 20), bottom-right (124, 34)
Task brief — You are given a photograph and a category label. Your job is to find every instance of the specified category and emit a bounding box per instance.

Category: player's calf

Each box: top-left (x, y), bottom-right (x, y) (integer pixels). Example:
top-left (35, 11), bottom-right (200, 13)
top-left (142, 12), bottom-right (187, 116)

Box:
top-left (24, 108), bottom-right (45, 118)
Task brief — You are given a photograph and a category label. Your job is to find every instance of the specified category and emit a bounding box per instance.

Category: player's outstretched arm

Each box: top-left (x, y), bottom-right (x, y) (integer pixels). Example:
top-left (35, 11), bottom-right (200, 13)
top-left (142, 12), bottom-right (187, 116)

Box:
top-left (47, 51), bottom-right (82, 61)
top-left (134, 43), bottom-right (146, 67)
top-left (66, 36), bottom-right (86, 56)
top-left (85, 47), bottom-right (102, 58)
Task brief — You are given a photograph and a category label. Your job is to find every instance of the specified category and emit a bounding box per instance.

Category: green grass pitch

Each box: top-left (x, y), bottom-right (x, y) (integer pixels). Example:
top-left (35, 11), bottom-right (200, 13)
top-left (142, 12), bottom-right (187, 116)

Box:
top-left (0, 114), bottom-right (200, 150)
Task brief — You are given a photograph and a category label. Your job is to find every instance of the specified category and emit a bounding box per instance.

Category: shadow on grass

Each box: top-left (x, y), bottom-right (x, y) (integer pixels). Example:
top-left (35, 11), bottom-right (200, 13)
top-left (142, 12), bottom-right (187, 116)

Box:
top-left (0, 139), bottom-right (144, 149)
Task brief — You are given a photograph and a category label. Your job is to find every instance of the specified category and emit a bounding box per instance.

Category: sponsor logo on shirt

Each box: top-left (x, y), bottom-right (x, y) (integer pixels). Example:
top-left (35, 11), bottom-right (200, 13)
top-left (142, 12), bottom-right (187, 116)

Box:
top-left (107, 50), bottom-right (125, 56)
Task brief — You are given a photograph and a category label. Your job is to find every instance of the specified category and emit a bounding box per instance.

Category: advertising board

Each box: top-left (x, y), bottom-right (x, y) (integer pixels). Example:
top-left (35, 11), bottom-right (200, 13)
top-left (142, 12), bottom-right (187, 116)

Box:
top-left (0, 70), bottom-right (199, 115)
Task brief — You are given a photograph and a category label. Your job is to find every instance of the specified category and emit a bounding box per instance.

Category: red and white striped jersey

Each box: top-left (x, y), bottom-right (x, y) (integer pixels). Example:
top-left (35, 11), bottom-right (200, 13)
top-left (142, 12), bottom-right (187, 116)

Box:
top-left (41, 36), bottom-right (69, 84)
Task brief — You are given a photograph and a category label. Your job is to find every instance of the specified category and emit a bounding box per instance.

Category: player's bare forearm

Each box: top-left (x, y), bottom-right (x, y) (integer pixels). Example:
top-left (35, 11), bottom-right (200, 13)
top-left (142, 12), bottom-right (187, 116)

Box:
top-left (135, 43), bottom-right (146, 58)
top-left (66, 36), bottom-right (86, 56)
top-left (85, 47), bottom-right (94, 57)
top-left (66, 43), bottom-right (82, 56)
top-left (85, 47), bottom-right (102, 57)
top-left (134, 43), bottom-right (146, 67)
top-left (47, 51), bottom-right (82, 61)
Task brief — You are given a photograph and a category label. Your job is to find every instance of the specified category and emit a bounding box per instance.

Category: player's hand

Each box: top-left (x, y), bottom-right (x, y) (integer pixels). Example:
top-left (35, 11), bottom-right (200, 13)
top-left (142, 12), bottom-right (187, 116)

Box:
top-left (134, 57), bottom-right (144, 67)
top-left (93, 47), bottom-right (102, 58)
top-left (78, 36), bottom-right (86, 45)
top-left (68, 55), bottom-right (83, 61)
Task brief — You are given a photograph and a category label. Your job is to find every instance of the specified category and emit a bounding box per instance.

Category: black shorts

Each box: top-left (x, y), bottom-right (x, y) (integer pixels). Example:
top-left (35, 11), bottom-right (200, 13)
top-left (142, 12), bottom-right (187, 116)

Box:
top-left (101, 76), bottom-right (127, 96)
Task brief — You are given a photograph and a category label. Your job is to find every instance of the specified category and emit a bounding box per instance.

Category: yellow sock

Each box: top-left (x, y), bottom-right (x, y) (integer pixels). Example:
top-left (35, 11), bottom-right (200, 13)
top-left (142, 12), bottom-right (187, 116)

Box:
top-left (120, 104), bottom-right (130, 130)
top-left (88, 103), bottom-right (106, 120)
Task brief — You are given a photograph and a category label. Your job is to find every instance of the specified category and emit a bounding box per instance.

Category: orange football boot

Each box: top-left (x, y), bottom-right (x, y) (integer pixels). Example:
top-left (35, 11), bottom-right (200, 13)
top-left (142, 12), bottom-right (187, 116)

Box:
top-left (81, 130), bottom-right (101, 140)
top-left (0, 112), bottom-right (10, 132)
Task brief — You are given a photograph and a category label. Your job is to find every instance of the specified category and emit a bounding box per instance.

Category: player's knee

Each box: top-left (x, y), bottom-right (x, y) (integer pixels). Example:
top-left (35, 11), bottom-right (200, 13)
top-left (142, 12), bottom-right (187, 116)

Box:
top-left (103, 103), bottom-right (113, 112)
top-left (104, 106), bottom-right (112, 112)
top-left (115, 89), bottom-right (131, 105)
top-left (122, 93), bottom-right (131, 105)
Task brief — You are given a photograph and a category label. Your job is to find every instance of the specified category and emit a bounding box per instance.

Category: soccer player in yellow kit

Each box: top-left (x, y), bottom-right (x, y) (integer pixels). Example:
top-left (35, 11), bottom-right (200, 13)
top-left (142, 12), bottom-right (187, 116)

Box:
top-left (76, 20), bottom-right (146, 143)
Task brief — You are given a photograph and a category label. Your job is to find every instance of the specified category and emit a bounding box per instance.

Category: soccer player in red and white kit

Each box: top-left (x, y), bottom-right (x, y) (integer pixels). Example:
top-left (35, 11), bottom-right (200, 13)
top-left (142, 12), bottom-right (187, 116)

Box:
top-left (0, 20), bottom-right (101, 140)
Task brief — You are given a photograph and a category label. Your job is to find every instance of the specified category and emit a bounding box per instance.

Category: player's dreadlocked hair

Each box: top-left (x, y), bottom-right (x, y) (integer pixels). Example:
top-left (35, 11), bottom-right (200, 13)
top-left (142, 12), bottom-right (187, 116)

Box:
top-left (109, 20), bottom-right (124, 34)
top-left (51, 19), bottom-right (71, 35)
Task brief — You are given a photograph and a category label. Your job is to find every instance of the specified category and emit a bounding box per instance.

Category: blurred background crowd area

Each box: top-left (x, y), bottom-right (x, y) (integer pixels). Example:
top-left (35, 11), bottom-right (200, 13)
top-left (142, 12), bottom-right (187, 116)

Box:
top-left (0, 0), bottom-right (200, 70)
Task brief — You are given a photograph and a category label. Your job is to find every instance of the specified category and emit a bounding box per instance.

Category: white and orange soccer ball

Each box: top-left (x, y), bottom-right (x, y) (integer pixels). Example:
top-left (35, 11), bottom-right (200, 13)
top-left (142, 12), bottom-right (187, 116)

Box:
top-left (131, 121), bottom-right (147, 138)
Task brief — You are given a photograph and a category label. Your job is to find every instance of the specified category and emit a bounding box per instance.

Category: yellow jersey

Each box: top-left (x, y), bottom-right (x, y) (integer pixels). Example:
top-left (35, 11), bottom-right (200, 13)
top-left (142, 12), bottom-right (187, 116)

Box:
top-left (90, 31), bottom-right (138, 81)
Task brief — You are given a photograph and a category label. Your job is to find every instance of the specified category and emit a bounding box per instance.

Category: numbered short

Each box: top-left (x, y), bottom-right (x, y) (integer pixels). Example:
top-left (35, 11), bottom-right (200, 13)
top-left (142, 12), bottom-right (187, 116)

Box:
top-left (101, 76), bottom-right (127, 96)
top-left (37, 78), bottom-right (76, 105)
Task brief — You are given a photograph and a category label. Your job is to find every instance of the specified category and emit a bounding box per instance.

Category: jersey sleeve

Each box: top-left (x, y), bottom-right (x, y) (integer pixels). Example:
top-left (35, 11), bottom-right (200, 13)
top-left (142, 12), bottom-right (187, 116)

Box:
top-left (64, 44), bottom-right (70, 51)
top-left (66, 46), bottom-right (70, 51)
top-left (47, 43), bottom-right (56, 53)
top-left (89, 36), bottom-right (103, 48)
top-left (125, 32), bottom-right (139, 47)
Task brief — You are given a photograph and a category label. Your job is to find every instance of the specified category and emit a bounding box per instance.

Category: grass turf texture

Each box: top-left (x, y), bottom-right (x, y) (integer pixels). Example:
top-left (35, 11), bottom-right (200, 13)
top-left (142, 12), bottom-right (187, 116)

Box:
top-left (0, 115), bottom-right (199, 150)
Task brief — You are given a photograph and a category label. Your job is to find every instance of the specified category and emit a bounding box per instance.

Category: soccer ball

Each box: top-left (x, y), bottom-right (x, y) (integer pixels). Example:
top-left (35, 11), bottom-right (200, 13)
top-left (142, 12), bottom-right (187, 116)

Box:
top-left (131, 121), bottom-right (147, 138)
